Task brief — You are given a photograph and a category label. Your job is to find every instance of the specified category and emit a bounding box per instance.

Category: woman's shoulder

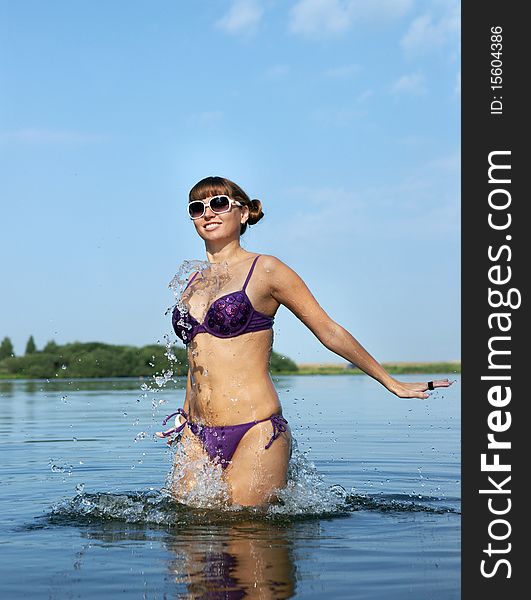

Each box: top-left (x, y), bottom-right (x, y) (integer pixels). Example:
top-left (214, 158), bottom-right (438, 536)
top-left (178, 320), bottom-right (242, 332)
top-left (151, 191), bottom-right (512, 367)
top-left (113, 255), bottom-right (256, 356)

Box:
top-left (254, 254), bottom-right (309, 299)
top-left (256, 254), bottom-right (288, 272)
top-left (255, 254), bottom-right (302, 284)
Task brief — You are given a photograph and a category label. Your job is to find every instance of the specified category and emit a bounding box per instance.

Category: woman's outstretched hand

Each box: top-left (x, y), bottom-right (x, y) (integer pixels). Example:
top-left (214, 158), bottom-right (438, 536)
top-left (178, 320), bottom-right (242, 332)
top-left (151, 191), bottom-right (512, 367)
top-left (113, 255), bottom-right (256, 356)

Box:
top-left (389, 378), bottom-right (454, 399)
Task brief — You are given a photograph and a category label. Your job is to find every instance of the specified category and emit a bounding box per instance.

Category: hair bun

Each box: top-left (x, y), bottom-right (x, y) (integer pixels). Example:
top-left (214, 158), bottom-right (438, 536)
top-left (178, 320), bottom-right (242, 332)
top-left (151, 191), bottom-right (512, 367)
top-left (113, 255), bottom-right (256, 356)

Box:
top-left (247, 198), bottom-right (264, 226)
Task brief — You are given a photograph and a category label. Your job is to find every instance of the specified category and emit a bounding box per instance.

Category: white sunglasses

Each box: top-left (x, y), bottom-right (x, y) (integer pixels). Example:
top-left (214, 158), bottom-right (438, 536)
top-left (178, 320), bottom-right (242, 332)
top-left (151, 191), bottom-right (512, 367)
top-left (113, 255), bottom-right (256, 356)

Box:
top-left (187, 195), bottom-right (243, 220)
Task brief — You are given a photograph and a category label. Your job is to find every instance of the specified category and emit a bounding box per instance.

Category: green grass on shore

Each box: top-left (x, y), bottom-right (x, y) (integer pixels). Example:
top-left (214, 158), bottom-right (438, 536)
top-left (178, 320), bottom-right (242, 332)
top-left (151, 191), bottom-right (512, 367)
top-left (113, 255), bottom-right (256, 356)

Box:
top-left (280, 361), bottom-right (461, 376)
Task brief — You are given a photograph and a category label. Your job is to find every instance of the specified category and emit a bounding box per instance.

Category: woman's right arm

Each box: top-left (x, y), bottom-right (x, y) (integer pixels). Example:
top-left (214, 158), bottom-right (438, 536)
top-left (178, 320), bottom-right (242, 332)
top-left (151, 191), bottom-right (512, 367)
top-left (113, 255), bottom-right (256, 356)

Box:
top-left (263, 256), bottom-right (450, 399)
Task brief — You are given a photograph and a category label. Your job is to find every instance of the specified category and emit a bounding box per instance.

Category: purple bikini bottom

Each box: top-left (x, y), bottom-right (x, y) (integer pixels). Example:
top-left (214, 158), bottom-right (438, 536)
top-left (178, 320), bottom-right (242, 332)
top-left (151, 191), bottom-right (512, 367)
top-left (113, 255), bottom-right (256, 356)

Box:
top-left (160, 408), bottom-right (289, 469)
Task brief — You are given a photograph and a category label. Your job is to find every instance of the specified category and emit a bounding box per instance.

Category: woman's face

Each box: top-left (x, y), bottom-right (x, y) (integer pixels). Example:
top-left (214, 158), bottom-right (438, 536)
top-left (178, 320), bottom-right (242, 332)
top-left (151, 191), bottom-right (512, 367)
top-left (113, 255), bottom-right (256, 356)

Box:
top-left (189, 194), bottom-right (249, 243)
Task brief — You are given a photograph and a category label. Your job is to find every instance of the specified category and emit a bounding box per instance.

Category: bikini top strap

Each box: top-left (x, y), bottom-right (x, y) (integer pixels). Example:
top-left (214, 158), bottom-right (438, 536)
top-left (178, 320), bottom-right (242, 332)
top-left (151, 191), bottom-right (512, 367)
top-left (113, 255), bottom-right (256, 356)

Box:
top-left (242, 255), bottom-right (261, 291)
top-left (184, 271), bottom-right (199, 292)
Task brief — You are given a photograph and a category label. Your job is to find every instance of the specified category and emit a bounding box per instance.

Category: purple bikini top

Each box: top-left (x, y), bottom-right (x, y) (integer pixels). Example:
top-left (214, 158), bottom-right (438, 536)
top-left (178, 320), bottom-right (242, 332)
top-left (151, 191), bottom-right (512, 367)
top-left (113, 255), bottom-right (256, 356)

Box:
top-left (172, 254), bottom-right (274, 345)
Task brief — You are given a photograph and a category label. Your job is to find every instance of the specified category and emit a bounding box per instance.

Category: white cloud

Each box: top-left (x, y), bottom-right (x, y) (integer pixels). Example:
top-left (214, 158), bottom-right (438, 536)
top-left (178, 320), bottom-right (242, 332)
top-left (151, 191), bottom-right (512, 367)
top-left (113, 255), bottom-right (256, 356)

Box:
top-left (289, 0), bottom-right (353, 36)
top-left (269, 185), bottom-right (368, 243)
top-left (350, 0), bottom-right (413, 21)
top-left (401, 3), bottom-right (460, 55)
top-left (428, 151), bottom-right (461, 172)
top-left (289, 0), bottom-right (413, 38)
top-left (310, 107), bottom-right (367, 126)
top-left (191, 111), bottom-right (224, 125)
top-left (267, 172), bottom-right (459, 250)
top-left (391, 72), bottom-right (427, 96)
top-left (0, 128), bottom-right (108, 144)
top-left (355, 89), bottom-right (373, 103)
top-left (283, 185), bottom-right (367, 208)
top-left (398, 133), bottom-right (428, 146)
top-left (325, 64), bottom-right (360, 78)
top-left (215, 0), bottom-right (264, 34)
top-left (262, 64), bottom-right (291, 79)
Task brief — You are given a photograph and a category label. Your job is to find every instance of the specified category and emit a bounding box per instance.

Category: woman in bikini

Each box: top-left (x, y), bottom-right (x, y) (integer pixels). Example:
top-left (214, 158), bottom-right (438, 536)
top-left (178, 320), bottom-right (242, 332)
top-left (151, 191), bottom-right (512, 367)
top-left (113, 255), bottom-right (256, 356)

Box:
top-left (157, 176), bottom-right (451, 507)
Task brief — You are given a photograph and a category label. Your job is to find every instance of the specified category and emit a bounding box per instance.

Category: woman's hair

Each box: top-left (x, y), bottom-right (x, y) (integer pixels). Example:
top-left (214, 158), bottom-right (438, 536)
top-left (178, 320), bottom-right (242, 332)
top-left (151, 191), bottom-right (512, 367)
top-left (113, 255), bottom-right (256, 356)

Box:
top-left (188, 176), bottom-right (264, 235)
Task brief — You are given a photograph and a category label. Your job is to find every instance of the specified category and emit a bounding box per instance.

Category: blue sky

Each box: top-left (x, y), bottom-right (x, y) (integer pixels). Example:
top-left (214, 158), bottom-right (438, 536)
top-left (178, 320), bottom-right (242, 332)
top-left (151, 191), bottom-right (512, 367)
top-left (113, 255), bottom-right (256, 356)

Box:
top-left (0, 0), bottom-right (460, 364)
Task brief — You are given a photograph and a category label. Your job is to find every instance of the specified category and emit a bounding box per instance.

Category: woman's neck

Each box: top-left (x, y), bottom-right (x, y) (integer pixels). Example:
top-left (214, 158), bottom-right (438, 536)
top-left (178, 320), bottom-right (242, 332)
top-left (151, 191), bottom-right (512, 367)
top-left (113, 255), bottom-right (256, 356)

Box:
top-left (205, 240), bottom-right (249, 265)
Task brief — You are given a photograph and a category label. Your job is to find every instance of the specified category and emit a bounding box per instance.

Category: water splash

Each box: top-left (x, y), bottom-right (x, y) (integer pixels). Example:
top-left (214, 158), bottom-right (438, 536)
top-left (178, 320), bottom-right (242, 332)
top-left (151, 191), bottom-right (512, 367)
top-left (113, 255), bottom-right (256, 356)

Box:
top-left (153, 370), bottom-right (174, 388)
top-left (46, 436), bottom-right (459, 527)
top-left (267, 440), bottom-right (349, 517)
top-left (48, 459), bottom-right (73, 476)
top-left (141, 258), bottom-right (228, 402)
top-left (167, 259), bottom-right (211, 344)
top-left (162, 435), bottom-right (232, 510)
top-left (168, 259), bottom-right (209, 302)
top-left (47, 487), bottom-right (457, 528)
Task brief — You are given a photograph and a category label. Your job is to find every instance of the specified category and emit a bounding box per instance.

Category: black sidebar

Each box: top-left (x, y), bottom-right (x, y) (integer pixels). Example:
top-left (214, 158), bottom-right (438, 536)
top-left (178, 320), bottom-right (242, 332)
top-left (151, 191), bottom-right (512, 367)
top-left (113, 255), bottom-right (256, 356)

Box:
top-left (462, 2), bottom-right (526, 598)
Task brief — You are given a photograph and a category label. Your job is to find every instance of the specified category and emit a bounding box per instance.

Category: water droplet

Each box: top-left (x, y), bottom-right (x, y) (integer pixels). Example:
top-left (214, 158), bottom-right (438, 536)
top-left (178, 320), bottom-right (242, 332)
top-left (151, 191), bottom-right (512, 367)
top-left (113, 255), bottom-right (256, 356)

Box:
top-left (134, 431), bottom-right (146, 443)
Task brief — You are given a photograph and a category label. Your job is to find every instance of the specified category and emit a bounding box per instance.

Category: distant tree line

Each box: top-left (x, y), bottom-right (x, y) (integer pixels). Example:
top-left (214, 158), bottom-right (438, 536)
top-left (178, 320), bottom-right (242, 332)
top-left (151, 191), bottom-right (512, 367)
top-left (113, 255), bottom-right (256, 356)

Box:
top-left (0, 336), bottom-right (298, 379)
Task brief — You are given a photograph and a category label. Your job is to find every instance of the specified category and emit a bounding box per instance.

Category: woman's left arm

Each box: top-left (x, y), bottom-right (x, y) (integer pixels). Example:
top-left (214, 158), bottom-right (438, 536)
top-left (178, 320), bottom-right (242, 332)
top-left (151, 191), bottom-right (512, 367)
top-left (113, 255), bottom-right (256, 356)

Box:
top-left (265, 256), bottom-right (451, 400)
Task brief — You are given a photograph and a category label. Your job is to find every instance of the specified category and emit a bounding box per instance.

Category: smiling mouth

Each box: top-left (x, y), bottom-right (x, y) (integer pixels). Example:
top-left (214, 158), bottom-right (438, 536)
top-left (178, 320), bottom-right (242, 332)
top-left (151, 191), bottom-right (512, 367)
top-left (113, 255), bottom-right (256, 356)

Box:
top-left (204, 222), bottom-right (222, 229)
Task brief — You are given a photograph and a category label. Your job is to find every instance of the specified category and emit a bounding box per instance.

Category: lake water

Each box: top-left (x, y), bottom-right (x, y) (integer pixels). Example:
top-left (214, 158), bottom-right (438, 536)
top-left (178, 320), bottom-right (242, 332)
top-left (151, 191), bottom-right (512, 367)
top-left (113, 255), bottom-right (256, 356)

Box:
top-left (0, 373), bottom-right (460, 599)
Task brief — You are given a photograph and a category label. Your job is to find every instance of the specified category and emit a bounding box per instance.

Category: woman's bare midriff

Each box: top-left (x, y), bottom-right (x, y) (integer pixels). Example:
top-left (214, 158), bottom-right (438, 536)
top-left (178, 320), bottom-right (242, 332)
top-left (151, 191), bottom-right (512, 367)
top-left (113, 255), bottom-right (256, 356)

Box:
top-left (172, 327), bottom-right (292, 506)
top-left (185, 328), bottom-right (281, 425)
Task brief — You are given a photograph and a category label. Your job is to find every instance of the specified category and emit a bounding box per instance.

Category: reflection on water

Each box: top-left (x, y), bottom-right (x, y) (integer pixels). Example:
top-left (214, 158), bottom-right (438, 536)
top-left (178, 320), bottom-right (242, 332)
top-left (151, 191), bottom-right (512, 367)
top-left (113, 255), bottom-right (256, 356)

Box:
top-left (164, 520), bottom-right (298, 599)
top-left (54, 517), bottom-right (300, 599)
top-left (0, 380), bottom-right (14, 396)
